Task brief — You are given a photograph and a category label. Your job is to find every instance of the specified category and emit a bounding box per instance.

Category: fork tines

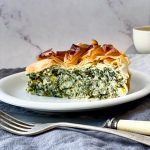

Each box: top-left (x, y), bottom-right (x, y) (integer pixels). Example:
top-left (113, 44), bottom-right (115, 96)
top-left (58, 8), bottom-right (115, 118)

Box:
top-left (0, 111), bottom-right (33, 134)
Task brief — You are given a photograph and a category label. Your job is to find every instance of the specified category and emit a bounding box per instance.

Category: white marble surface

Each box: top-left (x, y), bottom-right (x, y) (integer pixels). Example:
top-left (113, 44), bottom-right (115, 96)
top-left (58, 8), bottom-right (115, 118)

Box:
top-left (0, 0), bottom-right (150, 68)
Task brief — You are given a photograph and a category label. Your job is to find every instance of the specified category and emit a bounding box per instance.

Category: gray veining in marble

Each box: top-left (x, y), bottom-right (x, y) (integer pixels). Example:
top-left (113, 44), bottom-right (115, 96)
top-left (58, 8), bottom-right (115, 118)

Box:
top-left (0, 0), bottom-right (150, 68)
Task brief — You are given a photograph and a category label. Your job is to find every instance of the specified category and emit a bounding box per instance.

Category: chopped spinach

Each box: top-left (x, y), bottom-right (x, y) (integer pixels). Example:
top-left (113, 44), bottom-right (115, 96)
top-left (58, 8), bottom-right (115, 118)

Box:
top-left (26, 64), bottom-right (127, 99)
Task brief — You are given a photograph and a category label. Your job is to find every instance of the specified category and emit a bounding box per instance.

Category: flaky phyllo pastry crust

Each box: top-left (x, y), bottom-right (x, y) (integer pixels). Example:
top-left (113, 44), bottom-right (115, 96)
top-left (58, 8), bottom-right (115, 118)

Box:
top-left (26, 40), bottom-right (129, 73)
top-left (26, 40), bottom-right (130, 99)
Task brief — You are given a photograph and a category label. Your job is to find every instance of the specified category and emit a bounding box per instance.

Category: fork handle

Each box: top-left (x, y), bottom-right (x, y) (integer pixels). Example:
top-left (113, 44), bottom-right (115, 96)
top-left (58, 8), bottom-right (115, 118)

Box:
top-left (106, 119), bottom-right (150, 135)
top-left (52, 122), bottom-right (150, 146)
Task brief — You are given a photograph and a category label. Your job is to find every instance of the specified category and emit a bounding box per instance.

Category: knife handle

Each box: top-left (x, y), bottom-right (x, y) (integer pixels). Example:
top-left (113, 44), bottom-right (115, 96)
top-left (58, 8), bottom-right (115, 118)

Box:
top-left (105, 118), bottom-right (150, 135)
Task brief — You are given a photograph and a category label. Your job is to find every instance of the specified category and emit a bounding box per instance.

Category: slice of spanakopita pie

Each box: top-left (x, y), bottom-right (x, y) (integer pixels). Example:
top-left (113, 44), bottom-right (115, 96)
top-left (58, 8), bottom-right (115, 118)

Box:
top-left (26, 40), bottom-right (130, 100)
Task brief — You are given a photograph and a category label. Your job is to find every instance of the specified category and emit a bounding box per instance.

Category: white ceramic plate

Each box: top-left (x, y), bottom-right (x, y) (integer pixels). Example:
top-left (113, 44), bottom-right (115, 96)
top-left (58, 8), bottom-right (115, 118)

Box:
top-left (0, 69), bottom-right (150, 112)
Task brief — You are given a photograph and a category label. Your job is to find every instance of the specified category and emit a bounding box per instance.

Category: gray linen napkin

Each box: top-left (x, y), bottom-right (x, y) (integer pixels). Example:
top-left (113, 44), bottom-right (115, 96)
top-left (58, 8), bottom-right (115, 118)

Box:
top-left (0, 55), bottom-right (150, 150)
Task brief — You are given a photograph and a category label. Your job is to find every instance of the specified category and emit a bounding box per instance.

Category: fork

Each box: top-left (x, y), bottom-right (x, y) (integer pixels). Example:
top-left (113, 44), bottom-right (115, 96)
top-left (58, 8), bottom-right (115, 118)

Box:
top-left (0, 111), bottom-right (150, 146)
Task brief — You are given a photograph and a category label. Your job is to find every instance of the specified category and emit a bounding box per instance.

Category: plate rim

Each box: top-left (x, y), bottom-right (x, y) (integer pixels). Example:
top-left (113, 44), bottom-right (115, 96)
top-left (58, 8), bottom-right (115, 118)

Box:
top-left (0, 69), bottom-right (150, 112)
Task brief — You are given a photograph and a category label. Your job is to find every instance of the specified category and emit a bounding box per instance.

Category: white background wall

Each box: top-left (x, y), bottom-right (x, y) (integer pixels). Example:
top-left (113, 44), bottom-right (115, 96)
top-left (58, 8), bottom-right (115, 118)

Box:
top-left (0, 0), bottom-right (150, 68)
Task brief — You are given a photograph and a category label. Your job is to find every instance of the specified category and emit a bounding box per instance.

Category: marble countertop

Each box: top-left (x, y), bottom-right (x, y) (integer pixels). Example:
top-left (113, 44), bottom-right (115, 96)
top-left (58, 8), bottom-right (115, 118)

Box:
top-left (0, 0), bottom-right (150, 68)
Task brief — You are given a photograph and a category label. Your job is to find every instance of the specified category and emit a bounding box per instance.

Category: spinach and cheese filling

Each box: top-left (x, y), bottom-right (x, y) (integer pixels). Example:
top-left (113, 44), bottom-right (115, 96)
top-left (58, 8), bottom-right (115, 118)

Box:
top-left (26, 64), bottom-right (128, 99)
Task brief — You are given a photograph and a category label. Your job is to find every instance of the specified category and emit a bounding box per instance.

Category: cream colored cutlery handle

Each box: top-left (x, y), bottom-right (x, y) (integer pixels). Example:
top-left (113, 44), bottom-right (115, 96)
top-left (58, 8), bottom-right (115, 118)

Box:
top-left (117, 120), bottom-right (150, 135)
